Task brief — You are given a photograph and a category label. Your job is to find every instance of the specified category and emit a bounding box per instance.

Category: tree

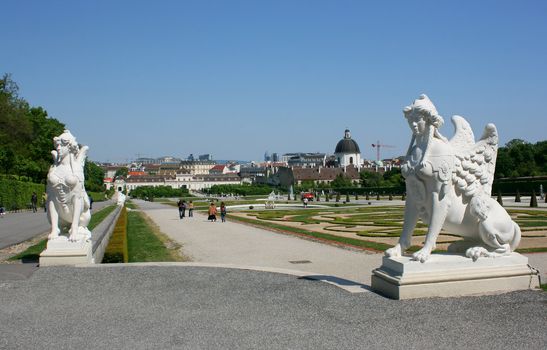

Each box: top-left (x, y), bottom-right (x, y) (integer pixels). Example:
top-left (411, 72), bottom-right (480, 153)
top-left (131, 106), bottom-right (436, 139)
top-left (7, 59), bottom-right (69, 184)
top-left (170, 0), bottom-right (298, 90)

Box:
top-left (85, 161), bottom-right (105, 192)
top-left (0, 74), bottom-right (65, 182)
top-left (360, 171), bottom-right (382, 187)
top-left (114, 167), bottom-right (129, 178)
top-left (331, 174), bottom-right (354, 189)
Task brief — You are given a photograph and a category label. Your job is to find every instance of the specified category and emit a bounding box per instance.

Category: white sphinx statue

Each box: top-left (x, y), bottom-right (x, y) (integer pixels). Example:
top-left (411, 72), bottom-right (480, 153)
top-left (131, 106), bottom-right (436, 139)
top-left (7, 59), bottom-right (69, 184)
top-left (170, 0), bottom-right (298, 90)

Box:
top-left (46, 130), bottom-right (92, 242)
top-left (386, 94), bottom-right (521, 262)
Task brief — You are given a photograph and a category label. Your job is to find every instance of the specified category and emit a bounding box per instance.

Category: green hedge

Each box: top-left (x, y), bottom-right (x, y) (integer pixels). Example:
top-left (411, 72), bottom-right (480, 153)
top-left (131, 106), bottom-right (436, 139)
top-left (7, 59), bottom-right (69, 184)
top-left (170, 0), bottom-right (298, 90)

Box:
top-left (102, 207), bottom-right (128, 263)
top-left (0, 178), bottom-right (46, 211)
top-left (492, 177), bottom-right (547, 196)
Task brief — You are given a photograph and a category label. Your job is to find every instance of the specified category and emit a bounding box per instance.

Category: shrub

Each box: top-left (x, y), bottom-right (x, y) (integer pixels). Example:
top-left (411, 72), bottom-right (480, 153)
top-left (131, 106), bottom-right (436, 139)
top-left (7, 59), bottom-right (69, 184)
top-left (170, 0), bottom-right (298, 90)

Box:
top-left (0, 177), bottom-right (45, 211)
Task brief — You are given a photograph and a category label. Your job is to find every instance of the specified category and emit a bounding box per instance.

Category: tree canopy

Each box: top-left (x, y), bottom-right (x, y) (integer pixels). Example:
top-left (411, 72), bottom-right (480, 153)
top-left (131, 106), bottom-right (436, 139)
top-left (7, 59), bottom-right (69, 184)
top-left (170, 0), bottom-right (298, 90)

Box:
top-left (495, 139), bottom-right (547, 178)
top-left (0, 74), bottom-right (65, 182)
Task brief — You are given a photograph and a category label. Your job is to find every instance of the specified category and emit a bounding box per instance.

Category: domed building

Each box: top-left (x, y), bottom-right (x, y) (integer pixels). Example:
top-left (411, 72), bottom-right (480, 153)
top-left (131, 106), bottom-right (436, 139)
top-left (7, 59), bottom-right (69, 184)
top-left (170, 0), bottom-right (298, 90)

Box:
top-left (334, 129), bottom-right (361, 169)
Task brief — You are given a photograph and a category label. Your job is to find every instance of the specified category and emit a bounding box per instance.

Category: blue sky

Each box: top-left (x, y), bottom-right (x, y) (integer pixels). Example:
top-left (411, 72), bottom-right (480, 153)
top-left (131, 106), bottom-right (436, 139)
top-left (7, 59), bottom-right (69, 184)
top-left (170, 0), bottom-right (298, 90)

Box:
top-left (3, 0), bottom-right (546, 163)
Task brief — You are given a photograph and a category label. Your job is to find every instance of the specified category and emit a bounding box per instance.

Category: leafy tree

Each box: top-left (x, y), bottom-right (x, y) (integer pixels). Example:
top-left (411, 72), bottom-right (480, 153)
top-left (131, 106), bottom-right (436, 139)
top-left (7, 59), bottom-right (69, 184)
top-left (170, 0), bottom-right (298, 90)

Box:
top-left (360, 171), bottom-right (382, 187)
top-left (85, 161), bottom-right (105, 192)
top-left (0, 74), bottom-right (65, 182)
top-left (114, 167), bottom-right (129, 178)
top-left (495, 139), bottom-right (547, 178)
top-left (331, 174), bottom-right (354, 188)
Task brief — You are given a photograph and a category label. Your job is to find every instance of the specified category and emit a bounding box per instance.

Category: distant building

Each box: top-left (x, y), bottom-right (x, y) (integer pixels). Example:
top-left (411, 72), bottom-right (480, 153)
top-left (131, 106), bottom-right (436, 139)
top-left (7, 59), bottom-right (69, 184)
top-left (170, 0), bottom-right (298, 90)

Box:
top-left (179, 160), bottom-right (216, 175)
top-left (198, 154), bottom-right (213, 161)
top-left (209, 163), bottom-right (240, 175)
top-left (135, 157), bottom-right (156, 165)
top-left (281, 153), bottom-right (326, 168)
top-left (334, 129), bottom-right (361, 170)
top-left (277, 165), bottom-right (360, 187)
top-left (157, 156), bottom-right (182, 164)
top-left (271, 153), bottom-right (279, 162)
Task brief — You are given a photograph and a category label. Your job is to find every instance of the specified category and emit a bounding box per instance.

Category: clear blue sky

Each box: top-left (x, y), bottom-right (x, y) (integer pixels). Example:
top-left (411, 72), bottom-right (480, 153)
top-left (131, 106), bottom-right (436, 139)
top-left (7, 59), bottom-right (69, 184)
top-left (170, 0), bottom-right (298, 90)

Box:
top-left (3, 0), bottom-right (546, 163)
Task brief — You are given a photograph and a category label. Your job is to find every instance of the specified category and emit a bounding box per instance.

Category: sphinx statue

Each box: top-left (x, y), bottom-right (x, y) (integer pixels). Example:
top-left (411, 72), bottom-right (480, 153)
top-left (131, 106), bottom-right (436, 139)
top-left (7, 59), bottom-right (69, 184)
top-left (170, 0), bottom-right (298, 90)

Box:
top-left (46, 130), bottom-right (92, 242)
top-left (386, 94), bottom-right (521, 262)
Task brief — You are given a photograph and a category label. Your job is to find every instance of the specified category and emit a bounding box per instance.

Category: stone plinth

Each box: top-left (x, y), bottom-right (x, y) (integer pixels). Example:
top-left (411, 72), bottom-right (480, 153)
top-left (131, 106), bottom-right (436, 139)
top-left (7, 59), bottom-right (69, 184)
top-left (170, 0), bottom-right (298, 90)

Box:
top-left (371, 253), bottom-right (540, 300)
top-left (39, 237), bottom-right (93, 266)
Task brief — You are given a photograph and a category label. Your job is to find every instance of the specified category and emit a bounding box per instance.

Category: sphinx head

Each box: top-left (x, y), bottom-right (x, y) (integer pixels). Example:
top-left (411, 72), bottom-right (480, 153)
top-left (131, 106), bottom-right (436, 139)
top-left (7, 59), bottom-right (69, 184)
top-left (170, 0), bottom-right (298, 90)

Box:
top-left (404, 94), bottom-right (444, 134)
top-left (53, 130), bottom-right (79, 161)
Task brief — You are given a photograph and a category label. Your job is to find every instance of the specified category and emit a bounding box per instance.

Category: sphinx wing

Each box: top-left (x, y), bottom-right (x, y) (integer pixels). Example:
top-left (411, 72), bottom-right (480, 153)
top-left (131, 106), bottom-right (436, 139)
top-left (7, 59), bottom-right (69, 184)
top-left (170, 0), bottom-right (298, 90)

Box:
top-left (450, 116), bottom-right (498, 198)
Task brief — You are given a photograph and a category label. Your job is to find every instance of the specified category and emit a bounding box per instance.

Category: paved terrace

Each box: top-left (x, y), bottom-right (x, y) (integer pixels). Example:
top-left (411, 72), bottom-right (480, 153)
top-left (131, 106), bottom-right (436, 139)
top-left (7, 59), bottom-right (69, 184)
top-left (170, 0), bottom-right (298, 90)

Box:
top-left (0, 199), bottom-right (545, 349)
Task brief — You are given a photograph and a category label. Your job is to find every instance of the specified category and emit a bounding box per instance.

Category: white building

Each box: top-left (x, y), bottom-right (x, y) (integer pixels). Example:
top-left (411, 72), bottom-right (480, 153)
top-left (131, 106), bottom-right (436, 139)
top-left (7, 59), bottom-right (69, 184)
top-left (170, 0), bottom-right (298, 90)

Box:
top-left (334, 129), bottom-right (361, 170)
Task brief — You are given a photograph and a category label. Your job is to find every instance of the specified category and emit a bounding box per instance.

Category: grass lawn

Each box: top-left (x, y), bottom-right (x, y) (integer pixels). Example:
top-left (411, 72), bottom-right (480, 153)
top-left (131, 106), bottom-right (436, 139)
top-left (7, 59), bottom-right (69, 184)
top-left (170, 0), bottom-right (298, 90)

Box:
top-left (9, 204), bottom-right (118, 262)
top-left (126, 210), bottom-right (188, 262)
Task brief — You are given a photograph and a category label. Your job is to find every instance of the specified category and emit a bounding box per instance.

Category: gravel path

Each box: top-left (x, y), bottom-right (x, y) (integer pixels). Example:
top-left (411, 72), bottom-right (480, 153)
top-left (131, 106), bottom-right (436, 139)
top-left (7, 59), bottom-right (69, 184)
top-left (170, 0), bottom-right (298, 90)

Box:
top-left (1, 265), bottom-right (545, 349)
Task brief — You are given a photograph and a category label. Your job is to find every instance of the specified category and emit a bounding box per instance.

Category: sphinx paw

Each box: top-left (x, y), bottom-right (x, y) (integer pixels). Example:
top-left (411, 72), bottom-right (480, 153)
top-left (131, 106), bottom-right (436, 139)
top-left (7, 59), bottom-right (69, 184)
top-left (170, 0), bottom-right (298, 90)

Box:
top-left (466, 247), bottom-right (490, 261)
top-left (412, 248), bottom-right (431, 263)
top-left (386, 244), bottom-right (403, 257)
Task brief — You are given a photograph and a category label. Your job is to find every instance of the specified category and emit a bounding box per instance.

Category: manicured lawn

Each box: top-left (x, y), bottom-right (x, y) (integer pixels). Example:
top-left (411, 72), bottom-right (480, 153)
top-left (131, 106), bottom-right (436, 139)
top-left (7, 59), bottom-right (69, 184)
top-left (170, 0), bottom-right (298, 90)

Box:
top-left (126, 211), bottom-right (187, 262)
top-left (230, 206), bottom-right (547, 253)
top-left (9, 204), bottom-right (117, 262)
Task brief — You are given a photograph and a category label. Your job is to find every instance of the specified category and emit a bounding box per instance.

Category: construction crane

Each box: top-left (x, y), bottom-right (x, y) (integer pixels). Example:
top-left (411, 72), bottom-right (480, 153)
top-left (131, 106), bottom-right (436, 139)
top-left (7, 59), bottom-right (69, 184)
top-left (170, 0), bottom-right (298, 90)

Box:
top-left (371, 140), bottom-right (396, 163)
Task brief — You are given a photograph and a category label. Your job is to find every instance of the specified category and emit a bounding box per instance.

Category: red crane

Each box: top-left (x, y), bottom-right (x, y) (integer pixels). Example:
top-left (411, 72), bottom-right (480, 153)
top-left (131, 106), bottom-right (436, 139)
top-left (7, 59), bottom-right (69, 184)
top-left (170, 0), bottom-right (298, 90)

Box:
top-left (371, 140), bottom-right (396, 162)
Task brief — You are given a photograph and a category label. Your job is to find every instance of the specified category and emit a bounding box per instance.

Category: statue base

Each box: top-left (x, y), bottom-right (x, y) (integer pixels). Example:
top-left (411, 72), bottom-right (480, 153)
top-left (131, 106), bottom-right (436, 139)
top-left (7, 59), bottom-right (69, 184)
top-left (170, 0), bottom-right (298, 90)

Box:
top-left (371, 253), bottom-right (540, 300)
top-left (39, 237), bottom-right (93, 266)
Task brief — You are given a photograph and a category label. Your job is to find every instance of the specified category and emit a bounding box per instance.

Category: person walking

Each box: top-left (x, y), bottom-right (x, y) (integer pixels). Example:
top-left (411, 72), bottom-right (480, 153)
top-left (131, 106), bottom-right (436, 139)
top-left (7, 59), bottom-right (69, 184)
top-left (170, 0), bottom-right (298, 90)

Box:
top-left (188, 201), bottom-right (194, 217)
top-left (31, 192), bottom-right (38, 213)
top-left (178, 199), bottom-right (187, 219)
top-left (220, 202), bottom-right (227, 222)
top-left (207, 202), bottom-right (217, 222)
top-left (303, 197), bottom-right (308, 208)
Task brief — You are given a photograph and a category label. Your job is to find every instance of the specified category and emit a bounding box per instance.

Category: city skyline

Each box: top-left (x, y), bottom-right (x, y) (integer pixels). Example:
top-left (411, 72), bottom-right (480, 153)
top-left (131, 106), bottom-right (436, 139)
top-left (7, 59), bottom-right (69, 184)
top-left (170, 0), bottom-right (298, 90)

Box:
top-left (2, 0), bottom-right (546, 163)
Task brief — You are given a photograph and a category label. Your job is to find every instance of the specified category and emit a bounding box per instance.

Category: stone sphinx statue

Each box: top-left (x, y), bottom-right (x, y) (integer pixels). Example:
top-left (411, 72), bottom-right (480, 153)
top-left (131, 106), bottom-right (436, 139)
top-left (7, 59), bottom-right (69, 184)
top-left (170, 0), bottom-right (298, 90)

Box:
top-left (386, 94), bottom-right (521, 262)
top-left (46, 130), bottom-right (92, 242)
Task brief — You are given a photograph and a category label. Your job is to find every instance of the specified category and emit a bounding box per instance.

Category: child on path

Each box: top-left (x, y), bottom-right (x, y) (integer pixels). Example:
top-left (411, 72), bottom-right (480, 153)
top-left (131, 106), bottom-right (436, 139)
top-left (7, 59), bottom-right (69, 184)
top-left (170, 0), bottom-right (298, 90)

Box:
top-left (207, 202), bottom-right (217, 222)
top-left (220, 202), bottom-right (227, 222)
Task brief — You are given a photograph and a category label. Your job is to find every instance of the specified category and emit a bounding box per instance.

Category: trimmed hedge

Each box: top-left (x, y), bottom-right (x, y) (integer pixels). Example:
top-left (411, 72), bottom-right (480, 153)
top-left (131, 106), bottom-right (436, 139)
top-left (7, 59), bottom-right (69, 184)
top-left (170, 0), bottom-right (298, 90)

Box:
top-left (102, 206), bottom-right (128, 263)
top-left (0, 177), bottom-right (45, 211)
top-left (492, 177), bottom-right (547, 196)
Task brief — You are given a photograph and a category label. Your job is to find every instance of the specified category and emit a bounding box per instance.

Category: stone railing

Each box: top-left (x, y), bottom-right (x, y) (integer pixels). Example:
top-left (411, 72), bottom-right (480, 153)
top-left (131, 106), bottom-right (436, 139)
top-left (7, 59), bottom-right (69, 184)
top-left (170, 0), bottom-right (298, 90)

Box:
top-left (91, 206), bottom-right (123, 264)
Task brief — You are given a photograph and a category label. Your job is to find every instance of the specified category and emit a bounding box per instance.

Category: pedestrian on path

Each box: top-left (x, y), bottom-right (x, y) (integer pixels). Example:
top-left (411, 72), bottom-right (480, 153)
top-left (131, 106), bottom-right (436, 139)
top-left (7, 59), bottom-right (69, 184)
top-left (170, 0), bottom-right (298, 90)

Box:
top-left (178, 199), bottom-right (186, 219)
top-left (220, 202), bottom-right (227, 222)
top-left (188, 201), bottom-right (194, 217)
top-left (31, 192), bottom-right (38, 213)
top-left (208, 202), bottom-right (217, 222)
top-left (303, 197), bottom-right (308, 208)
top-left (42, 192), bottom-right (47, 212)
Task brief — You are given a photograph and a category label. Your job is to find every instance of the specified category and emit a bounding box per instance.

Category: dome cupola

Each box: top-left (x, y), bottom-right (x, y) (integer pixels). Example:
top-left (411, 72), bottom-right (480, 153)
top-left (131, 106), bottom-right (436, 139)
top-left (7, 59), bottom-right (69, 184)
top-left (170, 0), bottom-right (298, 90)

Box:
top-left (335, 129), bottom-right (361, 154)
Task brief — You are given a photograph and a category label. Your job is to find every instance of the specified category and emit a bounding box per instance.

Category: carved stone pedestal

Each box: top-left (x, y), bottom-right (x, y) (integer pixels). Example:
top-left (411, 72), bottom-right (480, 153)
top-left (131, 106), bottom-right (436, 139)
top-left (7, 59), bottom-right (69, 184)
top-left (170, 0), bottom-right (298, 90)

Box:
top-left (39, 237), bottom-right (93, 266)
top-left (371, 253), bottom-right (540, 300)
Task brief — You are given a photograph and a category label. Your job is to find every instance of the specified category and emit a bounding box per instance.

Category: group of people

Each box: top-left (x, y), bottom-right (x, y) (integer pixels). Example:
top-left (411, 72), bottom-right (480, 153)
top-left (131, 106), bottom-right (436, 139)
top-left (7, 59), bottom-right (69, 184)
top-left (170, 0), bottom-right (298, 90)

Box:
top-left (207, 202), bottom-right (227, 222)
top-left (177, 200), bottom-right (194, 219)
top-left (177, 199), bottom-right (227, 222)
